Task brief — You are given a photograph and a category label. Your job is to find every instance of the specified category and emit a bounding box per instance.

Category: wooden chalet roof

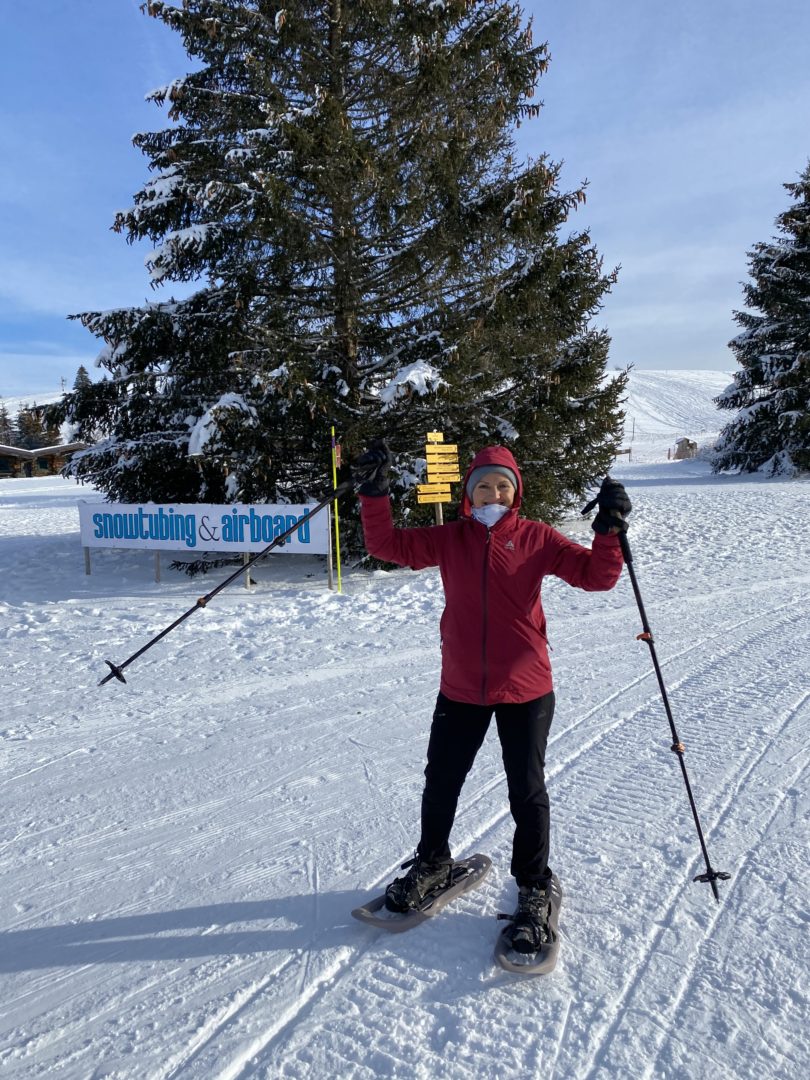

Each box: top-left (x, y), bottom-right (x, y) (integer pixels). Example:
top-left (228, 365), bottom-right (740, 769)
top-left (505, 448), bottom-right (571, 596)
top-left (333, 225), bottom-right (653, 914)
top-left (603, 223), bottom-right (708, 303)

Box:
top-left (0, 442), bottom-right (88, 460)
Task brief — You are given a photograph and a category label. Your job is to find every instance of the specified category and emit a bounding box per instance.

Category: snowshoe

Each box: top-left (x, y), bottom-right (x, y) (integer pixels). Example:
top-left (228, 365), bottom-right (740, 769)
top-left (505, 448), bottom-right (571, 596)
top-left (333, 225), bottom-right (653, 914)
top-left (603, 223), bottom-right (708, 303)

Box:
top-left (384, 855), bottom-right (454, 913)
top-left (494, 874), bottom-right (562, 975)
top-left (352, 853), bottom-right (492, 933)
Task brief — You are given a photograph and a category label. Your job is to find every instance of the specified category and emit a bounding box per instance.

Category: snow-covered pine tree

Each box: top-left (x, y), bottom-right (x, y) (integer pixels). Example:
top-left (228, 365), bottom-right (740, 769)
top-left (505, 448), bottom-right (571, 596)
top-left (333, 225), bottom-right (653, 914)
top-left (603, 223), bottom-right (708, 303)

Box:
top-left (72, 365), bottom-right (93, 392)
top-left (54, 0), bottom-right (625, 535)
top-left (15, 405), bottom-right (52, 451)
top-left (0, 401), bottom-right (16, 446)
top-left (714, 161), bottom-right (810, 475)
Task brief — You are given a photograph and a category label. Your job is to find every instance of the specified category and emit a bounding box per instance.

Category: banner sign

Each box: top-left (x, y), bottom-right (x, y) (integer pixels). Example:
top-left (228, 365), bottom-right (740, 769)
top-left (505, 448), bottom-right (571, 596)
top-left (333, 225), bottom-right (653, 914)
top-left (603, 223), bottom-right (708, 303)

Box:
top-left (78, 501), bottom-right (329, 555)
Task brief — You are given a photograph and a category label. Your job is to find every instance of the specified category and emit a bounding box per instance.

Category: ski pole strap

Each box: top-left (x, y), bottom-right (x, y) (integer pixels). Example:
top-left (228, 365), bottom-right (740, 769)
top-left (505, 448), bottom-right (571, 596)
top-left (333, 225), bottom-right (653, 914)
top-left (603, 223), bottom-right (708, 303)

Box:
top-left (581, 494), bottom-right (598, 516)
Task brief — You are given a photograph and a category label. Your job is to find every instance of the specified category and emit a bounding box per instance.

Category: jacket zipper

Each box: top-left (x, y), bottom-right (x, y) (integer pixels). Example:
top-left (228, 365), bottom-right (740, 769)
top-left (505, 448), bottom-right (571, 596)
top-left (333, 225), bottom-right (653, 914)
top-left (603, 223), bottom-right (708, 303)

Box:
top-left (480, 529), bottom-right (491, 704)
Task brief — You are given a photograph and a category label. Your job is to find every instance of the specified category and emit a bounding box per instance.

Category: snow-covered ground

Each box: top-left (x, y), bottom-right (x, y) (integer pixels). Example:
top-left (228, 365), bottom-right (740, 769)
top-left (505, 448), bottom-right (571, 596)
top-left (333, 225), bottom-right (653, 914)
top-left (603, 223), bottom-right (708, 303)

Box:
top-left (2, 373), bottom-right (808, 1079)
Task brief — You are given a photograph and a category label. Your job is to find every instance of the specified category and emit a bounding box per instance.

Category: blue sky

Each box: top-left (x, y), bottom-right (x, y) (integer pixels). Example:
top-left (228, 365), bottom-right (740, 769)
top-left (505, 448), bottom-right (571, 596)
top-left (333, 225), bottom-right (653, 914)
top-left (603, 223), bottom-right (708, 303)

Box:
top-left (1, 0), bottom-right (808, 398)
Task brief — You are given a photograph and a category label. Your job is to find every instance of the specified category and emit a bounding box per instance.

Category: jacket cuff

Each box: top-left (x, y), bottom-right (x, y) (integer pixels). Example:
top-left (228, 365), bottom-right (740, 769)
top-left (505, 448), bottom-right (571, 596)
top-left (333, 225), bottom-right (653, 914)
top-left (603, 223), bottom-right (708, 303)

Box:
top-left (592, 531), bottom-right (622, 548)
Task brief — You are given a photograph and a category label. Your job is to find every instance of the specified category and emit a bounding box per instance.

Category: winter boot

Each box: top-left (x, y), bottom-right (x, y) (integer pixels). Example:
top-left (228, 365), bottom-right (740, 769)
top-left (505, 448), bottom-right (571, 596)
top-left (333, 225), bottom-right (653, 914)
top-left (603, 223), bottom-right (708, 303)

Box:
top-left (507, 882), bottom-right (552, 954)
top-left (384, 854), bottom-right (454, 913)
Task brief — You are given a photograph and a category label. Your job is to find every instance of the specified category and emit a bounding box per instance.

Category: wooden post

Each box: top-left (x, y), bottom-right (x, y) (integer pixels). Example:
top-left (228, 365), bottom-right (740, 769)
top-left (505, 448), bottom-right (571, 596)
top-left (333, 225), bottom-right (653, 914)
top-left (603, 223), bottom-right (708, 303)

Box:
top-left (243, 551), bottom-right (252, 589)
top-left (84, 548), bottom-right (91, 575)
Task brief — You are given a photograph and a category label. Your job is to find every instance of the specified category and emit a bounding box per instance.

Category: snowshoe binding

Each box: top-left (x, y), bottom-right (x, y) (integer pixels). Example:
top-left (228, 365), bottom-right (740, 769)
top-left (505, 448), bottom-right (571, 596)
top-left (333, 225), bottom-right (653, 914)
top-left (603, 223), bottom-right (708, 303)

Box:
top-left (384, 855), bottom-right (454, 913)
top-left (494, 874), bottom-right (562, 975)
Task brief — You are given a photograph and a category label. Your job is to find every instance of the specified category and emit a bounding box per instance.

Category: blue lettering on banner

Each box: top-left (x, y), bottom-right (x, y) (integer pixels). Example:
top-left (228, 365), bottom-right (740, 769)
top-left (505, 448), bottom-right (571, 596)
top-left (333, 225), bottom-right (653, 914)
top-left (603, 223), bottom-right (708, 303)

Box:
top-left (222, 508), bottom-right (312, 547)
top-left (223, 512), bottom-right (234, 542)
top-left (88, 504), bottom-right (315, 551)
top-left (92, 508), bottom-right (197, 548)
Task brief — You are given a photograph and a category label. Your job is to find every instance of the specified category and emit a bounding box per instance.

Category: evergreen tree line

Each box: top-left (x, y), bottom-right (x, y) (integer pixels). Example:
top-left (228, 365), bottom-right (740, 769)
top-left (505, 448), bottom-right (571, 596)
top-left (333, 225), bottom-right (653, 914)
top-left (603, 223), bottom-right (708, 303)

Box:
top-left (0, 402), bottom-right (61, 451)
top-left (48, 0), bottom-right (627, 553)
top-left (1, 367), bottom-right (91, 450)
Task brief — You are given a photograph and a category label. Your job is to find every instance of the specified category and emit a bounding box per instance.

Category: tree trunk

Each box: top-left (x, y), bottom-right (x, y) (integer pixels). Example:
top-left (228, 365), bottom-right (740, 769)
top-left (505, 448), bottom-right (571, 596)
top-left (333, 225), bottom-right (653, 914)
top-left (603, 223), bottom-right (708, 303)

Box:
top-left (328, 0), bottom-right (360, 399)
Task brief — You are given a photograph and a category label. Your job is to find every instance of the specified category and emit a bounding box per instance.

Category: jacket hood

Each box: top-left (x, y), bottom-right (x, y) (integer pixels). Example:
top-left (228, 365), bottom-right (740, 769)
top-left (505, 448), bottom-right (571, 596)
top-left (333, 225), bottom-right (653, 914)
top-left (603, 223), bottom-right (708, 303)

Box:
top-left (459, 446), bottom-right (523, 517)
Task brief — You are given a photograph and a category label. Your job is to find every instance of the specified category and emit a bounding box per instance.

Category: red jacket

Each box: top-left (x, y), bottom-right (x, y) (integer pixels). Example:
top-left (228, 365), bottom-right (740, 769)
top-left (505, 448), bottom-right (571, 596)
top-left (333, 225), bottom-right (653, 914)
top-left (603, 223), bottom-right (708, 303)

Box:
top-left (360, 446), bottom-right (623, 706)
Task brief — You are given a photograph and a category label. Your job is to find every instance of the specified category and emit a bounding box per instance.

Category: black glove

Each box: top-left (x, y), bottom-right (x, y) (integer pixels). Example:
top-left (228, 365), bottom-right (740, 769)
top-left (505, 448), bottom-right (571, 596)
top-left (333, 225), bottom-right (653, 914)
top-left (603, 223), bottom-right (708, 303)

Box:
top-left (582, 477), bottom-right (632, 534)
top-left (352, 440), bottom-right (392, 497)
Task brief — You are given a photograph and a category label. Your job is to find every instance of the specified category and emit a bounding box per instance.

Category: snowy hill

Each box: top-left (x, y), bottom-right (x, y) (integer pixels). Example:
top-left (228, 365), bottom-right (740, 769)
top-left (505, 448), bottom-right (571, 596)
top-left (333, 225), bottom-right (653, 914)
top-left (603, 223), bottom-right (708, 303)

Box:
top-left (2, 380), bottom-right (808, 1079)
top-left (0, 391), bottom-right (74, 446)
top-left (4, 369), bottom-right (732, 459)
top-left (618, 368), bottom-right (732, 462)
top-left (1, 391), bottom-right (65, 417)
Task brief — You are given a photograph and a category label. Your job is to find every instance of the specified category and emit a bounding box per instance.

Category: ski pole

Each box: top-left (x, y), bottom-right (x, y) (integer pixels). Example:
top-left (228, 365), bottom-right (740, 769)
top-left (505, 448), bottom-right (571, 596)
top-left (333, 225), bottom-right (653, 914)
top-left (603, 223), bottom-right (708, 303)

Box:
top-left (616, 529), bottom-right (731, 902)
top-left (98, 479), bottom-right (355, 687)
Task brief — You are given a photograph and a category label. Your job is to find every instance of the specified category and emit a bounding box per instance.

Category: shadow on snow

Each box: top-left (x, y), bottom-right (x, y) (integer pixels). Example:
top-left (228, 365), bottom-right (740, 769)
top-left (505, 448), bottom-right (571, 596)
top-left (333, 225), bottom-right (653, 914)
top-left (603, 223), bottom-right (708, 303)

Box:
top-left (1, 893), bottom-right (372, 972)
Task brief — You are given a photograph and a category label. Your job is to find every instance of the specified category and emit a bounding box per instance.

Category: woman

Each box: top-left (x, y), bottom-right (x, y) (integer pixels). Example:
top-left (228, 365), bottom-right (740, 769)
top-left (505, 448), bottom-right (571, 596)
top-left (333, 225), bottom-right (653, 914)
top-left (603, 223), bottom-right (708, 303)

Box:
top-left (354, 441), bottom-right (631, 953)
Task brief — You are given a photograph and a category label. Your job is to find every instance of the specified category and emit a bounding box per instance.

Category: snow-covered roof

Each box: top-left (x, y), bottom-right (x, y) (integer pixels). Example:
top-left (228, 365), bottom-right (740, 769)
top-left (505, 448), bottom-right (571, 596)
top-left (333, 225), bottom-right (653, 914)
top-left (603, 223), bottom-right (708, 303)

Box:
top-left (0, 442), bottom-right (88, 459)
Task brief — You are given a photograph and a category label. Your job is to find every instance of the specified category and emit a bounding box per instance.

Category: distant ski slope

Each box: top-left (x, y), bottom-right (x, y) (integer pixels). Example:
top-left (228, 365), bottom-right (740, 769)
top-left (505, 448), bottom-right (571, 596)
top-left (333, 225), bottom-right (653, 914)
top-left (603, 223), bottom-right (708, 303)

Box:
top-left (1, 392), bottom-right (64, 417)
top-left (4, 371), bottom-right (734, 463)
top-left (5, 372), bottom-right (733, 426)
top-left (621, 369), bottom-right (731, 437)
top-left (617, 369), bottom-right (732, 461)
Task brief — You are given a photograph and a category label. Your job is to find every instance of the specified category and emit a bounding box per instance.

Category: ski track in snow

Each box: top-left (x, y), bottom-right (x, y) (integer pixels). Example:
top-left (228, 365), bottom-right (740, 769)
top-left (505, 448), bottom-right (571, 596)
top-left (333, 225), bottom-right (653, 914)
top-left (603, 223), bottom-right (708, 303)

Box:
top-left (1, 373), bottom-right (809, 1080)
top-left (558, 621), bottom-right (810, 1080)
top-left (230, 591), bottom-right (809, 1080)
top-left (637, 690), bottom-right (810, 1080)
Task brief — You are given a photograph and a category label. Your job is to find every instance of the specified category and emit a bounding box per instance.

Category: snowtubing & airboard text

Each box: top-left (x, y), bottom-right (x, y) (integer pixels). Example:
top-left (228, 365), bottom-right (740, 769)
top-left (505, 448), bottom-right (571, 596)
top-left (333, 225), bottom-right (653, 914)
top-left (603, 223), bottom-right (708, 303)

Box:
top-left (493, 873), bottom-right (563, 976)
top-left (351, 853), bottom-right (492, 933)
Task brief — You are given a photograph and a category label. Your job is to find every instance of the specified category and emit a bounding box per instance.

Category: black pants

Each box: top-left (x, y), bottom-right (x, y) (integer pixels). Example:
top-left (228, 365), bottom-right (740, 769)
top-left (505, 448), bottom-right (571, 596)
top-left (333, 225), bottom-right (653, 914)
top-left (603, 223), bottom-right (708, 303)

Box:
top-left (417, 691), bottom-right (555, 886)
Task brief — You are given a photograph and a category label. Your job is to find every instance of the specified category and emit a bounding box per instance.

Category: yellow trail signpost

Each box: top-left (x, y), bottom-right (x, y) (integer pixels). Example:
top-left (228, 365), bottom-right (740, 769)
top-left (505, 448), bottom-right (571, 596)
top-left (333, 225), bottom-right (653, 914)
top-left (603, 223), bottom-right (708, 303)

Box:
top-left (417, 432), bottom-right (461, 522)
